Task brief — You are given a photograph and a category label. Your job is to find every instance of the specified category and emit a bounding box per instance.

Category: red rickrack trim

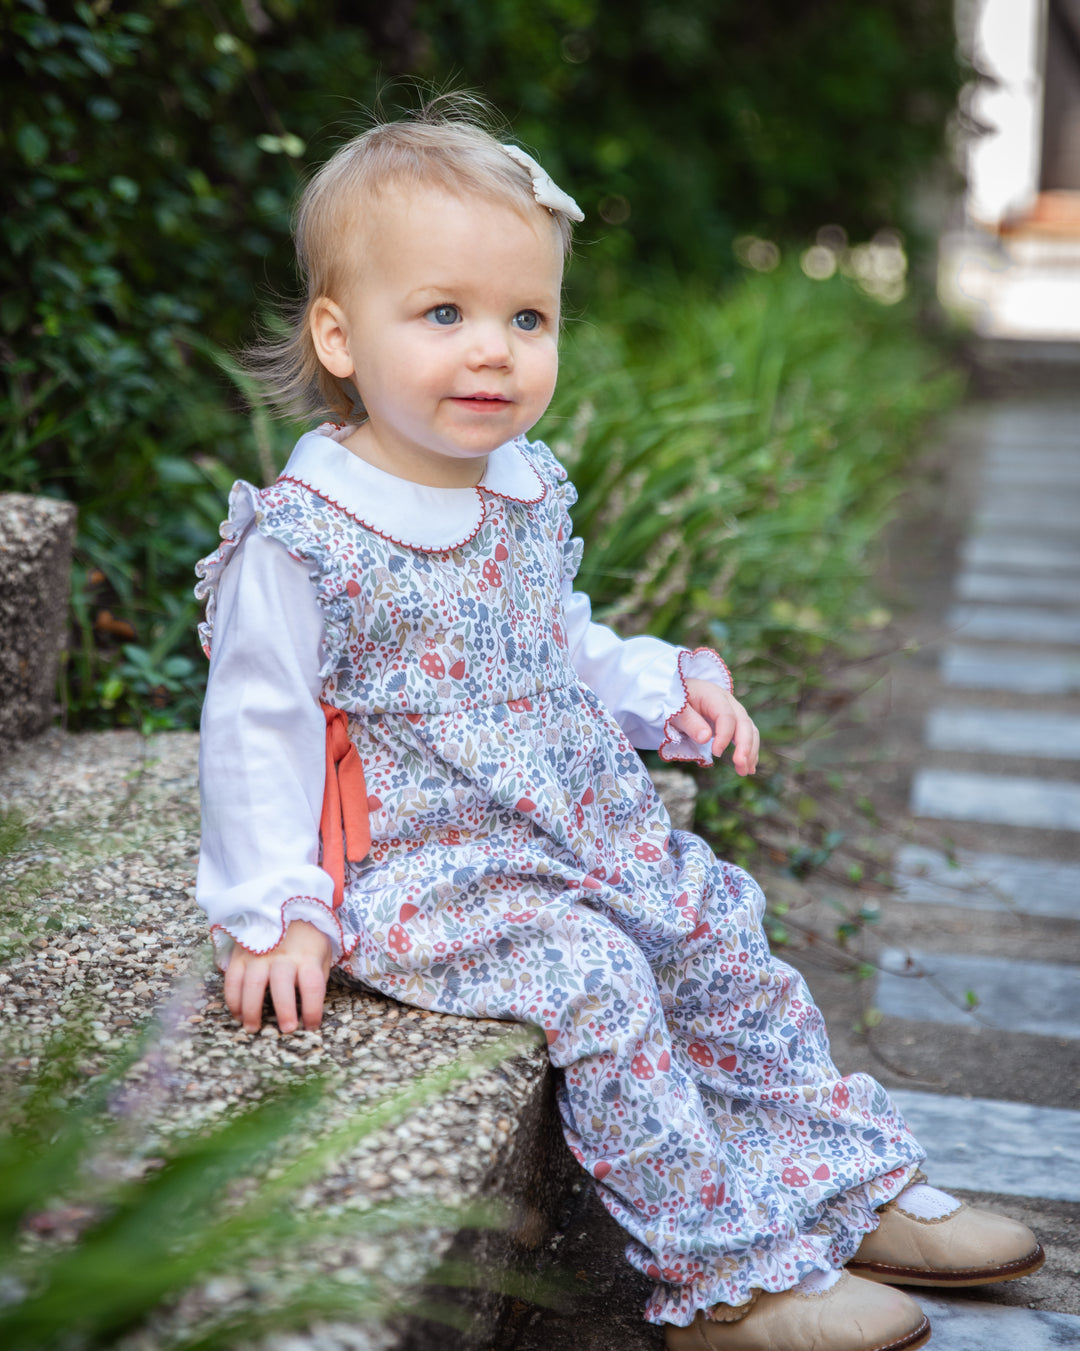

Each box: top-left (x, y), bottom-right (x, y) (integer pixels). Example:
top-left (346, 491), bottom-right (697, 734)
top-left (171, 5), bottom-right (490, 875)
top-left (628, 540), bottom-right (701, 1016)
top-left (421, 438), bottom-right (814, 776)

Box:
top-left (278, 475), bottom-right (489, 555)
top-left (209, 894), bottom-right (362, 963)
top-left (658, 647), bottom-right (735, 766)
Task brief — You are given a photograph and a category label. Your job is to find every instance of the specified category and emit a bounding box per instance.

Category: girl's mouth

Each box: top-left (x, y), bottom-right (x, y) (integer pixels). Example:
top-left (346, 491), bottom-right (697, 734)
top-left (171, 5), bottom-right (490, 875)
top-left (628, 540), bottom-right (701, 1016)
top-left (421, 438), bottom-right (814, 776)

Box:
top-left (453, 394), bottom-right (511, 410)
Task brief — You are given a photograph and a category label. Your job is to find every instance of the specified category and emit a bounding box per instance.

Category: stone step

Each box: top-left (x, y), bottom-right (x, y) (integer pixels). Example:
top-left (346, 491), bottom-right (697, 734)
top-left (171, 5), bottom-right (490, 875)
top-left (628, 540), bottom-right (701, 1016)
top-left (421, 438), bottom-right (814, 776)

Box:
top-left (946, 605), bottom-right (1080, 645)
top-left (924, 706), bottom-right (1080, 759)
top-left (893, 844), bottom-right (1080, 919)
top-left (876, 948), bottom-right (1080, 1040)
top-left (918, 1295), bottom-right (1080, 1348)
top-left (961, 536), bottom-right (1080, 574)
top-left (941, 645), bottom-right (1080, 694)
top-left (956, 573), bottom-right (1080, 606)
top-left (890, 1090), bottom-right (1080, 1202)
top-left (911, 768), bottom-right (1080, 831)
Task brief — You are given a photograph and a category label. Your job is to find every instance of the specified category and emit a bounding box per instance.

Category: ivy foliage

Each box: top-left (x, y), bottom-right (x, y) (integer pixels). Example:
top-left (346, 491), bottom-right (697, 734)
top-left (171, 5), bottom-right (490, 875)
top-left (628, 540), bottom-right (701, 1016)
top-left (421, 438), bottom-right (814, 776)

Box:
top-left (1, 0), bottom-right (961, 730)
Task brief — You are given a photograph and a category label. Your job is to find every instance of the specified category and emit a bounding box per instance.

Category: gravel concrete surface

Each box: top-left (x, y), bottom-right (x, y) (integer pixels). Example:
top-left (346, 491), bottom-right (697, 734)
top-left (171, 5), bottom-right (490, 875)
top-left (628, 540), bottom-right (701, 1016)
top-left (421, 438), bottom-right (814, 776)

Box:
top-left (0, 729), bottom-right (554, 1351)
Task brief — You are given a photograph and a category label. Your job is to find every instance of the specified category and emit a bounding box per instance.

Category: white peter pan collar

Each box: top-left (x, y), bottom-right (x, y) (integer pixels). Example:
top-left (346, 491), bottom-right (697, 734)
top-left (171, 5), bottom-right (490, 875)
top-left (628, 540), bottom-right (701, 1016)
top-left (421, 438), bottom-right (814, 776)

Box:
top-left (278, 425), bottom-right (547, 553)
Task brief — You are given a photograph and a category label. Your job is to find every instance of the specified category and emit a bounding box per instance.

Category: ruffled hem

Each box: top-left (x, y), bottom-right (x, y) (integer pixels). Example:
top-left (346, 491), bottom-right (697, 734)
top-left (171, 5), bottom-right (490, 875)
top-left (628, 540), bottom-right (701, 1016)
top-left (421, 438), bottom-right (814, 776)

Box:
top-left (644, 1160), bottom-right (924, 1327)
top-left (658, 647), bottom-right (735, 766)
top-left (209, 894), bottom-right (362, 970)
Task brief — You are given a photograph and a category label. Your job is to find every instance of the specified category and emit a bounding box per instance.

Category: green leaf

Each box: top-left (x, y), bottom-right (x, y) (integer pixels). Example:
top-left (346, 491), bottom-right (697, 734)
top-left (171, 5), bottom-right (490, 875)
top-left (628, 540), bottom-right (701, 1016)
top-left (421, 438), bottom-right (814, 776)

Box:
top-left (15, 123), bottom-right (49, 166)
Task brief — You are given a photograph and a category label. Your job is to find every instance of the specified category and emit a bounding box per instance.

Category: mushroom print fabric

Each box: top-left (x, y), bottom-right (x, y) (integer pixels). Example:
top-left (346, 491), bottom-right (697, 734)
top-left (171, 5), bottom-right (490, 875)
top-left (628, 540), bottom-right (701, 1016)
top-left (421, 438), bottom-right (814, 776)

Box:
top-left (199, 435), bottom-right (925, 1327)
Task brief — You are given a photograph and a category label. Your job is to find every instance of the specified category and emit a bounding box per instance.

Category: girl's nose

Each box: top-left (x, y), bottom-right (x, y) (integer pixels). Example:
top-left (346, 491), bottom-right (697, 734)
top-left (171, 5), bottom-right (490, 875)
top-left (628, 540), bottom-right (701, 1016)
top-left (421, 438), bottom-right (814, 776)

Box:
top-left (466, 321), bottom-right (513, 369)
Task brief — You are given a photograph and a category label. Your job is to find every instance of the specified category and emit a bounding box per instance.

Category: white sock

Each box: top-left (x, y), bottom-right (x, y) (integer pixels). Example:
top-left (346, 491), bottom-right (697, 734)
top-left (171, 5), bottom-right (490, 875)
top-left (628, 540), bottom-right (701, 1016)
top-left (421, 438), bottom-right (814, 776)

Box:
top-left (895, 1182), bottom-right (961, 1220)
top-left (794, 1267), bottom-right (844, 1294)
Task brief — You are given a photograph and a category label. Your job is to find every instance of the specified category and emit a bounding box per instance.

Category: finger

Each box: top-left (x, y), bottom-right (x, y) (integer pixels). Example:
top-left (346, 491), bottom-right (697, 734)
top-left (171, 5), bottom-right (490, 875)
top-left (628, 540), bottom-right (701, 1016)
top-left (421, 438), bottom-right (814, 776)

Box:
top-left (297, 961), bottom-right (328, 1031)
top-left (223, 952), bottom-right (247, 1023)
top-left (731, 714), bottom-right (760, 775)
top-left (240, 961), bottom-right (271, 1033)
top-left (674, 706), bottom-right (713, 745)
top-left (709, 711), bottom-right (737, 757)
top-left (269, 958), bottom-right (301, 1035)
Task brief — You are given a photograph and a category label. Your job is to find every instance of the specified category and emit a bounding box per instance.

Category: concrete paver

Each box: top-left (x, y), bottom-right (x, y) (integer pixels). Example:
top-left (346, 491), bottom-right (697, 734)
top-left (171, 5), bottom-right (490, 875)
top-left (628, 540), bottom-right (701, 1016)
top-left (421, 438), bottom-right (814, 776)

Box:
top-left (957, 572), bottom-right (1080, 604)
top-left (876, 949), bottom-right (1080, 1038)
top-left (894, 843), bottom-right (1080, 918)
top-left (941, 646), bottom-right (1080, 693)
top-left (924, 706), bottom-right (1080, 758)
top-left (946, 604), bottom-right (1080, 644)
top-left (911, 768), bottom-right (1080, 829)
top-left (890, 1091), bottom-right (1080, 1202)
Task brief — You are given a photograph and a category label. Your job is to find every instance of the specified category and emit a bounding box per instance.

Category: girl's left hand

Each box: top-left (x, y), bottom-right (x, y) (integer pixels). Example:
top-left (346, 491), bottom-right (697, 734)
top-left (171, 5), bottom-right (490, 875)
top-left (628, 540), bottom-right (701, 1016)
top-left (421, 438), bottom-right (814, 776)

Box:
top-left (673, 678), bottom-right (760, 775)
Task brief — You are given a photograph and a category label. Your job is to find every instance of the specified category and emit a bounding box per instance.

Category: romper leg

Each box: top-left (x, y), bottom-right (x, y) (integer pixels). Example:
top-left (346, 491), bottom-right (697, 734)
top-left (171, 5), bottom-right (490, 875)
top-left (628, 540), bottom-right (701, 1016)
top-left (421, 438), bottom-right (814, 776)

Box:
top-left (347, 872), bottom-right (916, 1327)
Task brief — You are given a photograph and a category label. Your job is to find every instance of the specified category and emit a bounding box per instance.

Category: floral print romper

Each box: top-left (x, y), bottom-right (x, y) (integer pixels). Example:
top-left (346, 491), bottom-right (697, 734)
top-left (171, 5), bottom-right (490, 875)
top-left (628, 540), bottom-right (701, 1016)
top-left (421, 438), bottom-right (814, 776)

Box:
top-left (197, 430), bottom-right (924, 1327)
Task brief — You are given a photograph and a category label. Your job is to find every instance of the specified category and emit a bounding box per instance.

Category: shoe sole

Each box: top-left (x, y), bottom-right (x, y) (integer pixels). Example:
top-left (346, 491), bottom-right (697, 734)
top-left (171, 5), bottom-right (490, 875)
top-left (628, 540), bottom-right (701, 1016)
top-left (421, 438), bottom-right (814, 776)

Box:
top-left (849, 1243), bottom-right (1046, 1288)
top-left (663, 1315), bottom-right (932, 1351)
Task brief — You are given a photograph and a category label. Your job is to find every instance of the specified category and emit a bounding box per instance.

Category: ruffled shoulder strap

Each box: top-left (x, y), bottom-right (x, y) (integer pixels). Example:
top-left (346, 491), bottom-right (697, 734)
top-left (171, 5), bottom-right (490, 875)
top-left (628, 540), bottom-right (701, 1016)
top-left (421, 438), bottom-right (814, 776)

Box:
top-left (518, 437), bottom-right (584, 581)
top-left (194, 480), bottom-right (263, 659)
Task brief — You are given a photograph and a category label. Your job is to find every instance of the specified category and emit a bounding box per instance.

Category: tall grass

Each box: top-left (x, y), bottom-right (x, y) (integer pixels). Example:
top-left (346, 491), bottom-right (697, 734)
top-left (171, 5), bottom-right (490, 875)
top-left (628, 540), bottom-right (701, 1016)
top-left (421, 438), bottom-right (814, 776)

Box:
top-left (536, 263), bottom-right (960, 853)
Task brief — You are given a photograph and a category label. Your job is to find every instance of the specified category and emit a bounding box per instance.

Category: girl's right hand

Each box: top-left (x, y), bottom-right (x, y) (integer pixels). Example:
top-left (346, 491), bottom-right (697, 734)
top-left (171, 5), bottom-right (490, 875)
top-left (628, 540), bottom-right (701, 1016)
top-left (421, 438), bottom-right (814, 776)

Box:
top-left (223, 919), bottom-right (333, 1034)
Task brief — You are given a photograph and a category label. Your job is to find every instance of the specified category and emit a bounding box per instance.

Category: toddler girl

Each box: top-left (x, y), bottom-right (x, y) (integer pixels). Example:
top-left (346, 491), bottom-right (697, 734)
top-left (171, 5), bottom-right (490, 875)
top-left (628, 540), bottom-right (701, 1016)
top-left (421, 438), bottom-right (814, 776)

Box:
top-left (195, 102), bottom-right (1042, 1350)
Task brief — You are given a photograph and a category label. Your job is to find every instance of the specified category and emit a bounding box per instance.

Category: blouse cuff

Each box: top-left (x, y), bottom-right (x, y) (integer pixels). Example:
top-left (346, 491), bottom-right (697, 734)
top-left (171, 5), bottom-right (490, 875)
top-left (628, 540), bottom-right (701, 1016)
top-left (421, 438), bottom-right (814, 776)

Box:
top-left (658, 647), bottom-right (734, 766)
top-left (204, 872), bottom-right (350, 968)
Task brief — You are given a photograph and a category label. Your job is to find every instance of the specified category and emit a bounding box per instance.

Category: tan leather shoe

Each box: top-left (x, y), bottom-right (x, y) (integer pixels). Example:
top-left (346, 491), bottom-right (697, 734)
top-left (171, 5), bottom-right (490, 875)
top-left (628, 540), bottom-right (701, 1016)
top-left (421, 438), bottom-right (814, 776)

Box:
top-left (663, 1272), bottom-right (930, 1351)
top-left (848, 1197), bottom-right (1045, 1287)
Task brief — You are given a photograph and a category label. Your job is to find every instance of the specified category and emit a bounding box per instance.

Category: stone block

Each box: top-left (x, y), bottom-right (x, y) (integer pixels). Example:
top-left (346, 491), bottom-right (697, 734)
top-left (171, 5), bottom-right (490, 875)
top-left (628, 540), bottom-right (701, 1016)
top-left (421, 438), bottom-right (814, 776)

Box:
top-left (0, 493), bottom-right (76, 753)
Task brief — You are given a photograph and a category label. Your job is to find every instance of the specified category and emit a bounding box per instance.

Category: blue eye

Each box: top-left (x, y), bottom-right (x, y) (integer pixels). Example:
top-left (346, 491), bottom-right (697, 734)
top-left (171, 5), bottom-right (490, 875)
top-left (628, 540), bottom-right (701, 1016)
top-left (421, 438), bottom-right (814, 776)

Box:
top-left (513, 310), bottom-right (541, 332)
top-left (427, 304), bottom-right (460, 326)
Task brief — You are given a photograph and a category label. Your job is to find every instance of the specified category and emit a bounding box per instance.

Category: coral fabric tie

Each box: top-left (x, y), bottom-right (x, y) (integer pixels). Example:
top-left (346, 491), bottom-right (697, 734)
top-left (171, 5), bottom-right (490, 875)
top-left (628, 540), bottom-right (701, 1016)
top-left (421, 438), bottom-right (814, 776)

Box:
top-left (319, 702), bottom-right (371, 908)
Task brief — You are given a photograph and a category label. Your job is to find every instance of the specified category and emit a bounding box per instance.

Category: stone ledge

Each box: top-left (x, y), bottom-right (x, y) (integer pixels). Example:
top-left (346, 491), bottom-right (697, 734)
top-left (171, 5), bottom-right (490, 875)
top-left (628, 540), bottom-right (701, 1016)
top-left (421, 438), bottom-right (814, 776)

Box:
top-left (0, 729), bottom-right (694, 1348)
top-left (0, 494), bottom-right (77, 753)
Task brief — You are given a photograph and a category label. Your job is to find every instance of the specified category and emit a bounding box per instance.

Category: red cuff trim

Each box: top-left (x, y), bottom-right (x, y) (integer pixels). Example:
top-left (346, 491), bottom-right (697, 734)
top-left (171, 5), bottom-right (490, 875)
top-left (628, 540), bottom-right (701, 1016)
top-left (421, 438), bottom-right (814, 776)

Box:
top-left (658, 647), bottom-right (734, 766)
top-left (210, 895), bottom-right (361, 964)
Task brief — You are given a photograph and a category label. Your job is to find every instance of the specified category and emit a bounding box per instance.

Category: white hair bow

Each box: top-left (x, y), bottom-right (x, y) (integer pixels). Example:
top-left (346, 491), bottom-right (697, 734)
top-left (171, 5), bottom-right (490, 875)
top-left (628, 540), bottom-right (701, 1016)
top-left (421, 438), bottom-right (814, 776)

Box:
top-left (501, 144), bottom-right (585, 223)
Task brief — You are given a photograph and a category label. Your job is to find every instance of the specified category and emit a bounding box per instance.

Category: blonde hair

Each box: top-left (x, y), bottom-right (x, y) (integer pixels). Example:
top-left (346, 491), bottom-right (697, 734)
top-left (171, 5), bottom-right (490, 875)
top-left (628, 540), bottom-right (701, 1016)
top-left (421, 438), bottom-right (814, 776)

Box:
top-left (245, 95), bottom-right (577, 422)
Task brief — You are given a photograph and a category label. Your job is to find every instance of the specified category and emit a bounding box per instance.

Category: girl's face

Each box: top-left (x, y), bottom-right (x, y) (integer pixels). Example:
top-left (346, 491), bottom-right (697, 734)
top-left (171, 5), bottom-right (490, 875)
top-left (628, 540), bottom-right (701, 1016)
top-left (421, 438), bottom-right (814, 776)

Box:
top-left (310, 184), bottom-right (563, 489)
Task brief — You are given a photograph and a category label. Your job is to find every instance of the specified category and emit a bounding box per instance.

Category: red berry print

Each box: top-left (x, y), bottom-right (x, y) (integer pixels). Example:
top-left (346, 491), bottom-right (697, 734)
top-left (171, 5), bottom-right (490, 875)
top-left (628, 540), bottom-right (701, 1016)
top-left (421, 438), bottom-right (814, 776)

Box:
top-left (388, 924), bottom-right (411, 954)
top-left (687, 1042), bottom-right (714, 1068)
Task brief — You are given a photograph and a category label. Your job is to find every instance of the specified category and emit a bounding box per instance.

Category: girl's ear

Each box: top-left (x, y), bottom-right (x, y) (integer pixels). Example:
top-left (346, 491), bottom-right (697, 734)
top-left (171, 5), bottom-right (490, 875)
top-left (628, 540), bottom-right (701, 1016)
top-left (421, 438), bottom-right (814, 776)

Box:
top-left (309, 297), bottom-right (355, 379)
